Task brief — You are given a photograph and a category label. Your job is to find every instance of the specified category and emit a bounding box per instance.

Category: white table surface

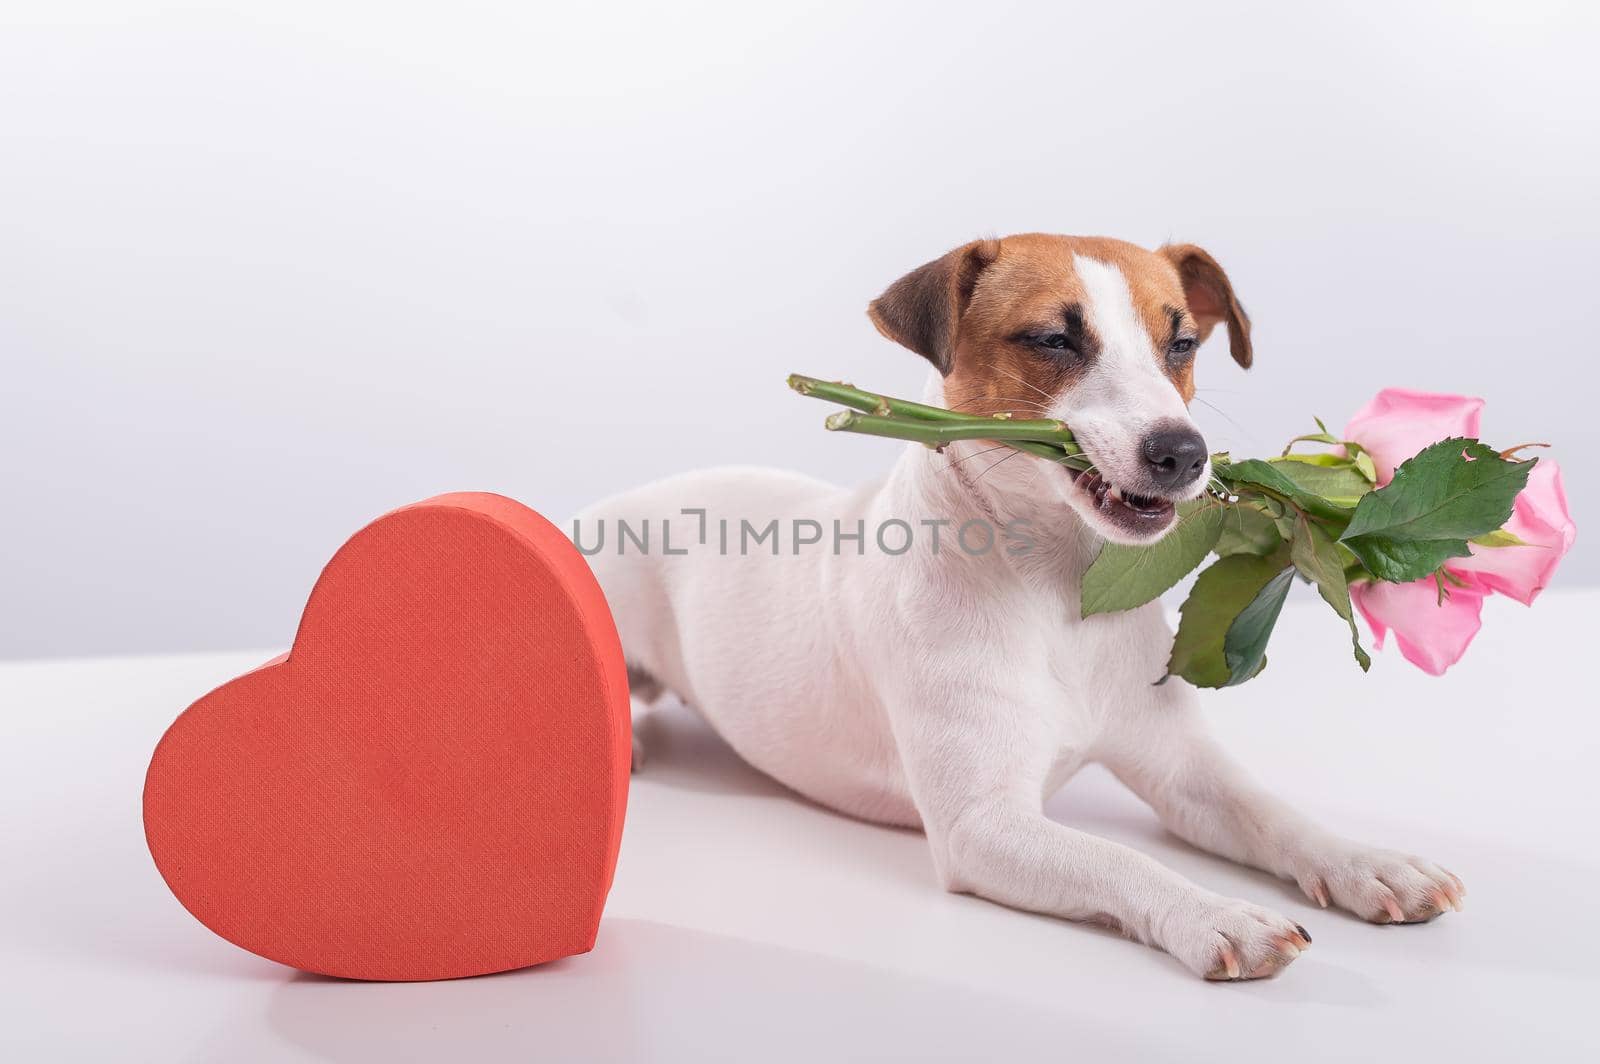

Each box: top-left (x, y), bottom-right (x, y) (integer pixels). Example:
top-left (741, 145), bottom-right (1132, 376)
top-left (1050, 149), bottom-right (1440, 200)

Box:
top-left (4, 591), bottom-right (1598, 1062)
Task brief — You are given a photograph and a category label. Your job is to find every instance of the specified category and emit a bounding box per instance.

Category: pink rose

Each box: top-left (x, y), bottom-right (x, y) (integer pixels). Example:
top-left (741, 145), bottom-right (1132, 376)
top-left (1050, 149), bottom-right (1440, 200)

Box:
top-left (1342, 388), bottom-right (1484, 485)
top-left (1341, 389), bottom-right (1576, 674)
top-left (1447, 460), bottom-right (1576, 606)
top-left (1350, 578), bottom-right (1486, 677)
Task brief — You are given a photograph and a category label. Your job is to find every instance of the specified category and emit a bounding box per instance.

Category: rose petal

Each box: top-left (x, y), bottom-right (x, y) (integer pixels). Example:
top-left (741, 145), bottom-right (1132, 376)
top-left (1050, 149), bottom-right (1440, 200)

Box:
top-left (1447, 460), bottom-right (1577, 605)
top-left (1351, 577), bottom-right (1486, 676)
top-left (1343, 388), bottom-right (1484, 485)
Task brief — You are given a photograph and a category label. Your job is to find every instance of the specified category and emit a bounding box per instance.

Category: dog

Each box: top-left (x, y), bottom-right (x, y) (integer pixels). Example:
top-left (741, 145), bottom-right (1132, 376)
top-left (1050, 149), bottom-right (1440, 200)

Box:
top-left (574, 234), bottom-right (1464, 979)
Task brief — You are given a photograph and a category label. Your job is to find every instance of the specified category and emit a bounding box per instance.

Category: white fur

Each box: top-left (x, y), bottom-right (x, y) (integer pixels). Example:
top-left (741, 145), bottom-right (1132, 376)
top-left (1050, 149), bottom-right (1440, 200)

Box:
top-left (574, 265), bottom-right (1463, 980)
top-left (1055, 255), bottom-right (1210, 521)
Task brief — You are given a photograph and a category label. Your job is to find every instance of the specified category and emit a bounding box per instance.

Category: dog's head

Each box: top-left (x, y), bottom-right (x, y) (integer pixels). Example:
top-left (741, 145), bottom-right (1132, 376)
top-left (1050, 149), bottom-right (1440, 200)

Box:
top-left (868, 234), bottom-right (1251, 544)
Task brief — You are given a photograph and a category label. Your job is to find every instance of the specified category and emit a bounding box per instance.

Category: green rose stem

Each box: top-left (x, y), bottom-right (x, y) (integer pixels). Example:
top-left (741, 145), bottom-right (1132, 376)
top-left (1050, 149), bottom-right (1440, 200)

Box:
top-left (788, 374), bottom-right (976, 422)
top-left (789, 374), bottom-right (1262, 504)
top-left (787, 374), bottom-right (1092, 472)
top-left (823, 409), bottom-right (1094, 462)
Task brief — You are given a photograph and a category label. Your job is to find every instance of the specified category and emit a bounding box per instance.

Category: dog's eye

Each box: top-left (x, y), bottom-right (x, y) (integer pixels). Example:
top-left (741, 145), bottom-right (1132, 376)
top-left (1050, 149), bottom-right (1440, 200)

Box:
top-left (1167, 337), bottom-right (1198, 360)
top-left (1013, 330), bottom-right (1085, 364)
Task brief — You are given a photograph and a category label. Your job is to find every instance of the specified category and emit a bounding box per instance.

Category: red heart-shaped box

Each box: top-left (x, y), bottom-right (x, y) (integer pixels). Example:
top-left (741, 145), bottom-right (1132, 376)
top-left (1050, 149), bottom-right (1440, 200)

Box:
top-left (143, 492), bottom-right (630, 981)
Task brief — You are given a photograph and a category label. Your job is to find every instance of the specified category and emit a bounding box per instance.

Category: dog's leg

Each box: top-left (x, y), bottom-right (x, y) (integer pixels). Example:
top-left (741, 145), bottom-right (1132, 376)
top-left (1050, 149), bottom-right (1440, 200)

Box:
top-left (625, 663), bottom-right (664, 773)
top-left (1102, 696), bottom-right (1465, 924)
top-left (939, 797), bottom-right (1313, 979)
top-left (889, 677), bottom-right (1310, 980)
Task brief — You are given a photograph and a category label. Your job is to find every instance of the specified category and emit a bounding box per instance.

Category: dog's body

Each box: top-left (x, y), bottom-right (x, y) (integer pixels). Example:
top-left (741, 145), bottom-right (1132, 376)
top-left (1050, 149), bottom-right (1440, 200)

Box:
top-left (576, 235), bottom-right (1463, 979)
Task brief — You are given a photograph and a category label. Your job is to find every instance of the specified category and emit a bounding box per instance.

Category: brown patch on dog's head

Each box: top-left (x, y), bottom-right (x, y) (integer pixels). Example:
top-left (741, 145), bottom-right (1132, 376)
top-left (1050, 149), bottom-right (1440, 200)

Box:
top-left (868, 235), bottom-right (1250, 414)
top-left (868, 234), bottom-right (1250, 541)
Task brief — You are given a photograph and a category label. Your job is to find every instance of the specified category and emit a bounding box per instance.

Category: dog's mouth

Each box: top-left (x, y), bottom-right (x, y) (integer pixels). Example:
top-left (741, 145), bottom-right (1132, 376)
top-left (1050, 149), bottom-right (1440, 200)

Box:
top-left (1068, 468), bottom-right (1177, 537)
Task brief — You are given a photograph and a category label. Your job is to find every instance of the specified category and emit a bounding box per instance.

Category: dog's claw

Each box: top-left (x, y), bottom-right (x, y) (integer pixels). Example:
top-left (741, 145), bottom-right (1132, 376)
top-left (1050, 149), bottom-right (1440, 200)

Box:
top-left (1292, 849), bottom-right (1464, 923)
top-left (1184, 896), bottom-right (1308, 981)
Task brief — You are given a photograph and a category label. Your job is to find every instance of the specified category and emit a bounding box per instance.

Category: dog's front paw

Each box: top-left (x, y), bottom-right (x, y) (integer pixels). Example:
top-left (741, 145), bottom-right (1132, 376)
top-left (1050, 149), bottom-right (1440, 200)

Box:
top-left (1292, 845), bottom-right (1464, 923)
top-left (1160, 893), bottom-right (1311, 981)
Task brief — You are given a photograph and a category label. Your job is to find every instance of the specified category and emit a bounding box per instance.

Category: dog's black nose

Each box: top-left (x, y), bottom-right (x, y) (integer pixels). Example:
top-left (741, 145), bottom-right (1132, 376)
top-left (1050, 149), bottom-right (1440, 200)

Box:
top-left (1141, 427), bottom-right (1208, 490)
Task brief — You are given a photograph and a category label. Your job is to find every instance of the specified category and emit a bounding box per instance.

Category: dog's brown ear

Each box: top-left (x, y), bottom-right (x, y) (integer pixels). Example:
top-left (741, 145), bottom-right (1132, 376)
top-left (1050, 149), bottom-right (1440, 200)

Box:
top-left (1159, 244), bottom-right (1253, 369)
top-left (868, 240), bottom-right (1000, 374)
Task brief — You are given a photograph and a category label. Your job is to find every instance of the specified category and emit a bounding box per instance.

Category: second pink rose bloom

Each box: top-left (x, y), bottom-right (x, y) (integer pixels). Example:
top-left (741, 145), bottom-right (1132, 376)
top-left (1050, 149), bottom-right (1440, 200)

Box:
top-left (1342, 388), bottom-right (1576, 675)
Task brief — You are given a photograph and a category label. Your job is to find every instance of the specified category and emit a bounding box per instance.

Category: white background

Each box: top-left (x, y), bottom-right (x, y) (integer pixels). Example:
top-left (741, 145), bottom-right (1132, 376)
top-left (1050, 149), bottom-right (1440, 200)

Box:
top-left (3, 0), bottom-right (1595, 658)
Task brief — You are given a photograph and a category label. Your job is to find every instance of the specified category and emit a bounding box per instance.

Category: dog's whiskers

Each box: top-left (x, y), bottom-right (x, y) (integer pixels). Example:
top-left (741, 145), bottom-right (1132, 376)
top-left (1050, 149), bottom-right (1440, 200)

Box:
top-left (989, 364), bottom-right (1057, 404)
top-left (1191, 396), bottom-right (1251, 441)
top-left (945, 394), bottom-right (1052, 417)
top-left (971, 448), bottom-right (1023, 486)
top-left (938, 444), bottom-right (1014, 471)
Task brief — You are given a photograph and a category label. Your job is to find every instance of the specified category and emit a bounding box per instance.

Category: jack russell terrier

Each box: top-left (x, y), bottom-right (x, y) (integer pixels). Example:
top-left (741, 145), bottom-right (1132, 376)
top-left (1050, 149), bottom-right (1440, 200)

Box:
top-left (576, 234), bottom-right (1464, 979)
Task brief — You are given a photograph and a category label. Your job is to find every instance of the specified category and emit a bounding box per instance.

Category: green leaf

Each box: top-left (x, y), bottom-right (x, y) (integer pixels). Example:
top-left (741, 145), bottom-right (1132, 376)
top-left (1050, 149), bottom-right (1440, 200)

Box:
top-left (1338, 440), bottom-right (1535, 583)
top-left (1220, 459), bottom-right (1356, 523)
top-left (1214, 503), bottom-right (1285, 557)
top-left (1166, 548), bottom-right (1292, 688)
top-left (1222, 566), bottom-right (1297, 685)
top-left (1288, 513), bottom-right (1371, 671)
top-left (1470, 528), bottom-right (1531, 548)
top-left (1263, 456), bottom-right (1374, 508)
top-left (1081, 501), bottom-right (1225, 617)
top-left (1352, 450), bottom-right (1378, 484)
top-left (1282, 418), bottom-right (1338, 453)
top-left (1276, 452), bottom-right (1348, 468)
